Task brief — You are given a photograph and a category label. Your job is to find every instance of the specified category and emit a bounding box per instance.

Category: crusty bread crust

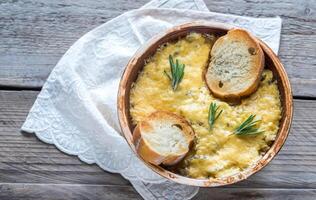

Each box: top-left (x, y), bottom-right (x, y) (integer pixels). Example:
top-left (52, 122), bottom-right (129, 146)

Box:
top-left (205, 29), bottom-right (264, 101)
top-left (132, 111), bottom-right (194, 166)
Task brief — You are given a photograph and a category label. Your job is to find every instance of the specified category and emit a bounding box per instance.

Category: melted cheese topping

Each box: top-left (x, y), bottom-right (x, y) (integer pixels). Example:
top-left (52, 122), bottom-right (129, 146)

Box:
top-left (129, 33), bottom-right (282, 179)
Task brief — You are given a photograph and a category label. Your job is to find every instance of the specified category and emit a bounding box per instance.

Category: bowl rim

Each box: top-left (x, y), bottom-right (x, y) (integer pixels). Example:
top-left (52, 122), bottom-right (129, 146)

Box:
top-left (117, 21), bottom-right (293, 187)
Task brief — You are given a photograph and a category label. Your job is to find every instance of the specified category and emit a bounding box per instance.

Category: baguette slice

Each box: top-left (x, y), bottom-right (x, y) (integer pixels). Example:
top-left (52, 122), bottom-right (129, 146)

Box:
top-left (205, 29), bottom-right (264, 101)
top-left (133, 111), bottom-right (194, 166)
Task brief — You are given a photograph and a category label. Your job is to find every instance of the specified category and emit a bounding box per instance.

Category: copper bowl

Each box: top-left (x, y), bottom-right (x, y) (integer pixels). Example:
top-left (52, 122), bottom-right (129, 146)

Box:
top-left (117, 22), bottom-right (293, 187)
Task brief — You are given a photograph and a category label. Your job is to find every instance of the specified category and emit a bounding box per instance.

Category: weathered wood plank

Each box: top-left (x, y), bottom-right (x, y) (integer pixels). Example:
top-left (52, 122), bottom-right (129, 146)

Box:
top-left (0, 183), bottom-right (315, 200)
top-left (0, 90), bottom-right (315, 191)
top-left (0, 0), bottom-right (148, 88)
top-left (0, 184), bottom-right (316, 200)
top-left (196, 188), bottom-right (316, 200)
top-left (0, 0), bottom-right (315, 97)
top-left (0, 184), bottom-right (141, 200)
top-left (0, 90), bottom-right (131, 186)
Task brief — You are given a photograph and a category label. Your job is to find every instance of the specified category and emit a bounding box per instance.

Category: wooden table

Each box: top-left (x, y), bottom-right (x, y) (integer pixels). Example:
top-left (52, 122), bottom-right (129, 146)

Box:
top-left (0, 0), bottom-right (315, 199)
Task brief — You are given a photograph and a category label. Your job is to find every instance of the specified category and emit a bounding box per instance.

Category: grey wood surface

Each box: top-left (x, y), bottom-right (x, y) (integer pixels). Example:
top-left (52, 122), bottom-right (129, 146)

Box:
top-left (0, 0), bottom-right (315, 97)
top-left (0, 90), bottom-right (316, 199)
top-left (0, 0), bottom-right (315, 199)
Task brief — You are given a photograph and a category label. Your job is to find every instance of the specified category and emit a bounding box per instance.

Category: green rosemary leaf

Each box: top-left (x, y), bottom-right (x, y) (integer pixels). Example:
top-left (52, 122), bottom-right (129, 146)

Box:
top-left (234, 115), bottom-right (264, 136)
top-left (164, 55), bottom-right (185, 91)
top-left (208, 102), bottom-right (223, 129)
top-left (169, 55), bottom-right (175, 75)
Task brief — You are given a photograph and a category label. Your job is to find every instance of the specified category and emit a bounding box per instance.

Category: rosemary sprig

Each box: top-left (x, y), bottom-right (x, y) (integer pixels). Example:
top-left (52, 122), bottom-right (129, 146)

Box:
top-left (234, 115), bottom-right (264, 136)
top-left (208, 102), bottom-right (223, 129)
top-left (164, 55), bottom-right (185, 91)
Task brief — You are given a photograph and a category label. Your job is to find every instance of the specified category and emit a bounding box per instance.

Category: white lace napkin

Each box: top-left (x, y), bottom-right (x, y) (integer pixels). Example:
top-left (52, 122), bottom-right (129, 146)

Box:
top-left (22, 0), bottom-right (282, 199)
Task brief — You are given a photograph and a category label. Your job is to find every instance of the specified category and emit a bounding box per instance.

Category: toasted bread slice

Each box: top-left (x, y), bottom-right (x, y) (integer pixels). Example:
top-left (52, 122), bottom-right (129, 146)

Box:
top-left (133, 111), bottom-right (194, 166)
top-left (205, 29), bottom-right (264, 101)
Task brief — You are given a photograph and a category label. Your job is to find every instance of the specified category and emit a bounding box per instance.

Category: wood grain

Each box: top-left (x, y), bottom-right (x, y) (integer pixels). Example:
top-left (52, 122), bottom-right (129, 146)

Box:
top-left (1, 0), bottom-right (316, 199)
top-left (0, 90), bottom-right (315, 199)
top-left (0, 0), bottom-right (148, 89)
top-left (196, 188), bottom-right (316, 200)
top-left (1, 183), bottom-right (315, 200)
top-left (0, 0), bottom-right (315, 97)
top-left (0, 184), bottom-right (140, 200)
top-left (0, 90), bottom-right (130, 186)
top-left (0, 184), bottom-right (315, 200)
